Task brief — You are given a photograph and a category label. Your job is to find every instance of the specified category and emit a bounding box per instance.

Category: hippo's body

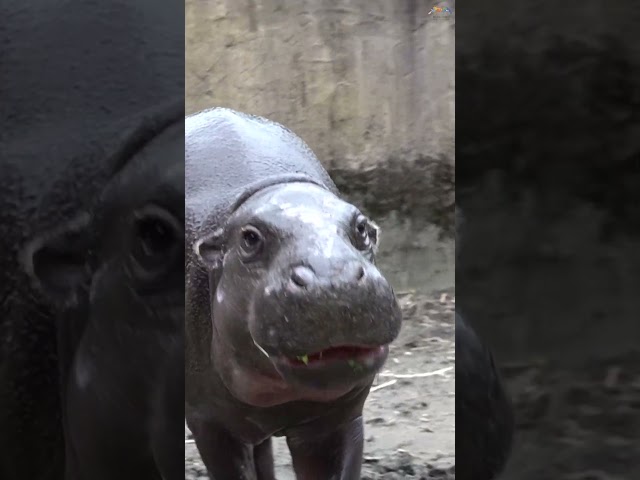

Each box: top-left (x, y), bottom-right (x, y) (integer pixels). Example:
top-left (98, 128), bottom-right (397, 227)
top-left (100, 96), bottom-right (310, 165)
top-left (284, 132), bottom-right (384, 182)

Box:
top-left (186, 108), bottom-right (403, 480)
top-left (455, 208), bottom-right (514, 480)
top-left (455, 313), bottom-right (514, 480)
top-left (0, 0), bottom-right (184, 479)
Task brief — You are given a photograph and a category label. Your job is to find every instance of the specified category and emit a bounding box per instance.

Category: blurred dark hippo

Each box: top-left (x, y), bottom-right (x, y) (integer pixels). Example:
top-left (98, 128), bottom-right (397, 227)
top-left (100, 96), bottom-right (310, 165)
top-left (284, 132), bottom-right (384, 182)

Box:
top-left (0, 0), bottom-right (184, 479)
top-left (456, 207), bottom-right (515, 480)
top-left (456, 313), bottom-right (514, 480)
top-left (185, 108), bottom-right (403, 480)
top-left (48, 119), bottom-right (185, 480)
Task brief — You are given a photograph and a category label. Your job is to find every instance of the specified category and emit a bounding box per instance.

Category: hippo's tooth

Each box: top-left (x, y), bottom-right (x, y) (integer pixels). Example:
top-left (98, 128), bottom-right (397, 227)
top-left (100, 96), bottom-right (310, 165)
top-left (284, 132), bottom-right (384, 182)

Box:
top-left (253, 339), bottom-right (270, 358)
top-left (296, 354), bottom-right (309, 365)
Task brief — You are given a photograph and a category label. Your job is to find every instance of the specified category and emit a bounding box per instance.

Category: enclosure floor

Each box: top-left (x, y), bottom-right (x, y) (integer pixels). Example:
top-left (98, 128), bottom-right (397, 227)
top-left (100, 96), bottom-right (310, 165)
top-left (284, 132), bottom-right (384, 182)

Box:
top-left (185, 290), bottom-right (456, 479)
top-left (500, 350), bottom-right (640, 480)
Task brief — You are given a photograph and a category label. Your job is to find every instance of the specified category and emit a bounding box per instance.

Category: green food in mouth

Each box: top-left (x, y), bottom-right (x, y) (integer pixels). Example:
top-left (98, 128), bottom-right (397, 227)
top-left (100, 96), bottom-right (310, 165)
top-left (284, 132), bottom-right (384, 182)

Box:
top-left (294, 355), bottom-right (365, 370)
top-left (348, 359), bottom-right (364, 372)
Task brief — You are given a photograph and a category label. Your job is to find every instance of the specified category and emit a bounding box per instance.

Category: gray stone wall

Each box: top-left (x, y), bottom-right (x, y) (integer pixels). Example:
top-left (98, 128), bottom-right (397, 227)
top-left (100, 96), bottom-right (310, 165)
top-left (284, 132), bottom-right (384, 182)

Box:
top-left (186, 0), bottom-right (456, 292)
top-left (457, 2), bottom-right (640, 363)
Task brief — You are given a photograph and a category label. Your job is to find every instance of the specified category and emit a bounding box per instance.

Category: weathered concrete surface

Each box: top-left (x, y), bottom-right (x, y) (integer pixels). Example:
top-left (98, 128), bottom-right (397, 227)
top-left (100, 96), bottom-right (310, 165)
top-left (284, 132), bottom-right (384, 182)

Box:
top-left (186, 0), bottom-right (455, 291)
top-left (457, 7), bottom-right (640, 478)
top-left (186, 0), bottom-right (454, 168)
top-left (456, 3), bottom-right (640, 365)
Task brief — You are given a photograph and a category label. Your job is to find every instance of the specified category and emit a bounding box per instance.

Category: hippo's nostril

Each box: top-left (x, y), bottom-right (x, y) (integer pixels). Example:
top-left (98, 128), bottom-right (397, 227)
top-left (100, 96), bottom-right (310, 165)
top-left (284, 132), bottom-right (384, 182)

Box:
top-left (339, 262), bottom-right (366, 283)
top-left (355, 264), bottom-right (365, 281)
top-left (291, 265), bottom-right (315, 288)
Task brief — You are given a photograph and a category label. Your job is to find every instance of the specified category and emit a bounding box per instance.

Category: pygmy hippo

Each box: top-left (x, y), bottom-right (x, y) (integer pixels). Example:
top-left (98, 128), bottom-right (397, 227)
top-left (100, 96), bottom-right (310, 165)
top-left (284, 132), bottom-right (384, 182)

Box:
top-left (2, 110), bottom-right (185, 480)
top-left (48, 119), bottom-right (185, 480)
top-left (455, 208), bottom-right (515, 480)
top-left (0, 0), bottom-right (184, 478)
top-left (185, 108), bottom-right (403, 480)
top-left (456, 313), bottom-right (514, 480)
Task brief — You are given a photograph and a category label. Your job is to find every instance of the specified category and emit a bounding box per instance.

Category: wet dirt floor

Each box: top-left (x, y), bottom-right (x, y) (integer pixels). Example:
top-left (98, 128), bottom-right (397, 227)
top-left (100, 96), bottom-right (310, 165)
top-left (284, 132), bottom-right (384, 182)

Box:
top-left (498, 351), bottom-right (640, 480)
top-left (185, 289), bottom-right (456, 479)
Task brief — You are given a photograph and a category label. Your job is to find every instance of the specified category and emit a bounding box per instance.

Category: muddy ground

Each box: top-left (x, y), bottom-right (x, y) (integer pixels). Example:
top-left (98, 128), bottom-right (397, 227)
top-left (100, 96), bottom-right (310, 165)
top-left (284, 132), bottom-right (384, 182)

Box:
top-left (499, 351), bottom-right (640, 480)
top-left (185, 289), bottom-right (456, 479)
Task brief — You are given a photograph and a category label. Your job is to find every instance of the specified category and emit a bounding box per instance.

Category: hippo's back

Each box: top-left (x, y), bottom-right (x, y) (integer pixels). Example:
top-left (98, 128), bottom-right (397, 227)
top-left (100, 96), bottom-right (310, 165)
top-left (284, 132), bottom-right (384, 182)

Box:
top-left (185, 108), bottom-right (337, 239)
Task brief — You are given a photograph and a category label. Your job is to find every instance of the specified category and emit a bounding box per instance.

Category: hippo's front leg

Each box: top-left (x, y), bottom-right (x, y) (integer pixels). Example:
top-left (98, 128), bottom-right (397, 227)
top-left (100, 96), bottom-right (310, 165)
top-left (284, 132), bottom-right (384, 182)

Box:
top-left (188, 417), bottom-right (273, 480)
top-left (287, 416), bottom-right (364, 480)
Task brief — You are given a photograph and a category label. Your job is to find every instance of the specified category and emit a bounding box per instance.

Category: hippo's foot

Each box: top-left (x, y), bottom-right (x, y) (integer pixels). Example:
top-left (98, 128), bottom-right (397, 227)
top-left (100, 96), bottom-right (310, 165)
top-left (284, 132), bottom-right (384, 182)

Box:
top-left (187, 419), bottom-right (275, 480)
top-left (286, 415), bottom-right (364, 480)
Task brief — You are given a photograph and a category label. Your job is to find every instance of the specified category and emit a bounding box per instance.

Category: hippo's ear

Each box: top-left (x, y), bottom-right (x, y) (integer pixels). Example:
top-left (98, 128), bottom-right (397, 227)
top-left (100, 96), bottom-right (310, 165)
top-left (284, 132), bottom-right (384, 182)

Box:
top-left (22, 213), bottom-right (93, 306)
top-left (194, 228), bottom-right (225, 271)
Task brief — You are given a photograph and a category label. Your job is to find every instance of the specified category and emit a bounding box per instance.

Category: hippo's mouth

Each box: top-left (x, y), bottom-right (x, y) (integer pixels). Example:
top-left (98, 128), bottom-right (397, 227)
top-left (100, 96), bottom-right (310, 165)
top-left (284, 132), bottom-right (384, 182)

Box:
top-left (284, 345), bottom-right (386, 367)
top-left (267, 344), bottom-right (390, 394)
top-left (272, 345), bottom-right (389, 390)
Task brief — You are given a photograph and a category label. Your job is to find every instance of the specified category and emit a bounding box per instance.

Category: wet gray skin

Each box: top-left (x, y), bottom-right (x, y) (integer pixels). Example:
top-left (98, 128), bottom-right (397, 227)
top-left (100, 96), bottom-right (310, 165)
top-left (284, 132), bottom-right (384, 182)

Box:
top-left (202, 182), bottom-right (402, 403)
top-left (185, 108), bottom-right (403, 480)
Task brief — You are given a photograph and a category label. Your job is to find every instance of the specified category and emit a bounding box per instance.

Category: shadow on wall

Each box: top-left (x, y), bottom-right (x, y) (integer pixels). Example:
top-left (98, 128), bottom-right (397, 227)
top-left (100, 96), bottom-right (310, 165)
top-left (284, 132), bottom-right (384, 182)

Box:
top-left (457, 33), bottom-right (640, 364)
top-left (185, 0), bottom-right (456, 292)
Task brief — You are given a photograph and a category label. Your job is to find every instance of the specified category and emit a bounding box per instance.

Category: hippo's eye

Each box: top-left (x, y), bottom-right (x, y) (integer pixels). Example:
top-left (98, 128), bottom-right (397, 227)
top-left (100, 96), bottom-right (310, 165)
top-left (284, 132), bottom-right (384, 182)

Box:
top-left (129, 206), bottom-right (183, 279)
top-left (354, 215), bottom-right (372, 250)
top-left (239, 226), bottom-right (264, 260)
top-left (138, 218), bottom-right (175, 254)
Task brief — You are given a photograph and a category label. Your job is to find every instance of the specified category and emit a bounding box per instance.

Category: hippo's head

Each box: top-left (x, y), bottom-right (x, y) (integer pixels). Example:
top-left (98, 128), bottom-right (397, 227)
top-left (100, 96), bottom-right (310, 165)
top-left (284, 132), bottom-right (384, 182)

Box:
top-left (81, 120), bottom-right (185, 337)
top-left (196, 181), bottom-right (402, 405)
top-left (22, 116), bottom-right (185, 406)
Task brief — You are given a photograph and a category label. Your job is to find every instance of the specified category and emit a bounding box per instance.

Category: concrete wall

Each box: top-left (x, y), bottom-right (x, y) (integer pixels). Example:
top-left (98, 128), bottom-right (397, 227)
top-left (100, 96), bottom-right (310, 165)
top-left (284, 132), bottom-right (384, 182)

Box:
top-left (186, 0), bottom-right (456, 292)
top-left (456, 2), bottom-right (640, 363)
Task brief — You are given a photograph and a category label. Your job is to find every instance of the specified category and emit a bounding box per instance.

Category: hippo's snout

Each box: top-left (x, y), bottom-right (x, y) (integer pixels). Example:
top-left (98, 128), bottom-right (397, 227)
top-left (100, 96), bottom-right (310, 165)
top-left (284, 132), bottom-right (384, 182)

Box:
top-left (252, 249), bottom-right (402, 359)
top-left (249, 252), bottom-right (401, 391)
top-left (289, 261), bottom-right (366, 289)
